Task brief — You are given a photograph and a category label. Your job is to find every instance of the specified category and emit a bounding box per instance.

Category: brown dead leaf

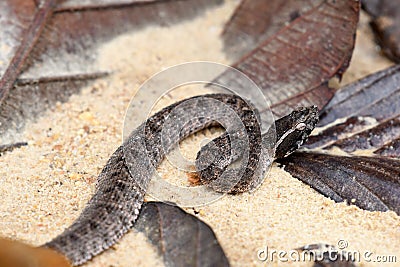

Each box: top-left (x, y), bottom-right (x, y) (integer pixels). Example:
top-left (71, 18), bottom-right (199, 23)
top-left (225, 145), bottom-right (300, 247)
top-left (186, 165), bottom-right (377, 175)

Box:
top-left (216, 0), bottom-right (360, 121)
top-left (307, 65), bottom-right (400, 158)
top-left (0, 0), bottom-right (223, 143)
top-left (135, 201), bottom-right (230, 267)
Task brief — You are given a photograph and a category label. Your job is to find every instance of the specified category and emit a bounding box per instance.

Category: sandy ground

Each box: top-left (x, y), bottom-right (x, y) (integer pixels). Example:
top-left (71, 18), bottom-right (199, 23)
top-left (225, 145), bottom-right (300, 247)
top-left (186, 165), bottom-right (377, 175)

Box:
top-left (0, 1), bottom-right (399, 266)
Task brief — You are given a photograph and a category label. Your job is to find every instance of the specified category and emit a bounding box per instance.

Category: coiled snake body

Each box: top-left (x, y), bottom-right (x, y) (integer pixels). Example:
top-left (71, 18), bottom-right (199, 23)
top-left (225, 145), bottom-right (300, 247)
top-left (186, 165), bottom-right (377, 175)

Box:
top-left (43, 93), bottom-right (318, 265)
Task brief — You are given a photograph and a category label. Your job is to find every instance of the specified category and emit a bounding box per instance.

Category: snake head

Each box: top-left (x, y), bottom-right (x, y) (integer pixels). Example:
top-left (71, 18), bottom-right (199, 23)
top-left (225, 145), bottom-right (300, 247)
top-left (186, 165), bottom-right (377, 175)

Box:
top-left (273, 105), bottom-right (319, 158)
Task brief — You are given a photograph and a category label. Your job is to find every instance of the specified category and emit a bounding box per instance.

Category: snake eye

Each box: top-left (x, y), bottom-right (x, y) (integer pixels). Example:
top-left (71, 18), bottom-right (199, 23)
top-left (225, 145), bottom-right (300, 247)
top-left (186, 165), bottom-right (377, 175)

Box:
top-left (296, 122), bottom-right (307, 131)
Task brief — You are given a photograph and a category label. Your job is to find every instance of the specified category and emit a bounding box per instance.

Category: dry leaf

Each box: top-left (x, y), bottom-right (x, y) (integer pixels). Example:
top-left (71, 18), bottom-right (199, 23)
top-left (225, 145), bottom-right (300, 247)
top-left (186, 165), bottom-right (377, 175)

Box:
top-left (0, 0), bottom-right (222, 143)
top-left (135, 202), bottom-right (230, 267)
top-left (307, 65), bottom-right (400, 158)
top-left (216, 0), bottom-right (360, 121)
top-left (279, 152), bottom-right (400, 215)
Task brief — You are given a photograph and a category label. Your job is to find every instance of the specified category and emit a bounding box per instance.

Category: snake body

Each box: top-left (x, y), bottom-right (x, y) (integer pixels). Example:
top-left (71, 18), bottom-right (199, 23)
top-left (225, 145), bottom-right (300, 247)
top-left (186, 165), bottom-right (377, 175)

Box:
top-left (43, 93), bottom-right (318, 265)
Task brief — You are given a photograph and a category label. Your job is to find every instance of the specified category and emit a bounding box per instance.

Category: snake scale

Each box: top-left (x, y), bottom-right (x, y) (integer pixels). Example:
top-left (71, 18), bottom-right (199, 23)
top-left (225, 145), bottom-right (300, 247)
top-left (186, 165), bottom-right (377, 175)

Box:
top-left (42, 93), bottom-right (318, 265)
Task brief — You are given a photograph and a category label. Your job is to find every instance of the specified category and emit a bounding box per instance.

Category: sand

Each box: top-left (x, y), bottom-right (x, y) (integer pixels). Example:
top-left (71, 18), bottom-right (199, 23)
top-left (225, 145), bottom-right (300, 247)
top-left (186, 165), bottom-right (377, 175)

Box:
top-left (0, 1), bottom-right (399, 266)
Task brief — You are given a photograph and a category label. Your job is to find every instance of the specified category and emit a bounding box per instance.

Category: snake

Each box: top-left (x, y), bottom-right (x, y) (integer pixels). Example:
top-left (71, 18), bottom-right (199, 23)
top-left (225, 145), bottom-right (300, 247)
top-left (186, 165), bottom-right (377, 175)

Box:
top-left (41, 93), bottom-right (319, 265)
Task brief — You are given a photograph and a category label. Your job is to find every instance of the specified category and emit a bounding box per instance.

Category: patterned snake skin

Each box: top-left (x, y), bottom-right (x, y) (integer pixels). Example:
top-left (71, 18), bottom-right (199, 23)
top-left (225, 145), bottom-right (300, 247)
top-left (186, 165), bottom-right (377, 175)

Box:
top-left (42, 94), bottom-right (319, 265)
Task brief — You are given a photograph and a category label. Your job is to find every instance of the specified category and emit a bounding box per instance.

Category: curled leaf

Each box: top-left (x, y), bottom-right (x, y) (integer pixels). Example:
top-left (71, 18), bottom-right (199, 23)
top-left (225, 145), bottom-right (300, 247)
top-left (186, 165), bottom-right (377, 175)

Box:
top-left (319, 65), bottom-right (400, 126)
top-left (308, 65), bottom-right (400, 158)
top-left (135, 201), bottom-right (229, 267)
top-left (325, 117), bottom-right (400, 154)
top-left (305, 116), bottom-right (374, 149)
top-left (278, 152), bottom-right (400, 215)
